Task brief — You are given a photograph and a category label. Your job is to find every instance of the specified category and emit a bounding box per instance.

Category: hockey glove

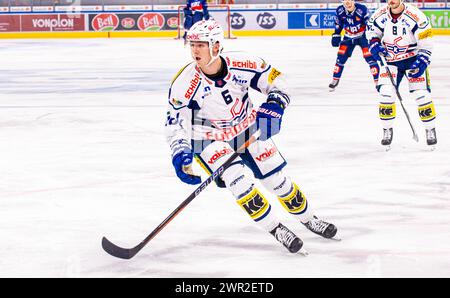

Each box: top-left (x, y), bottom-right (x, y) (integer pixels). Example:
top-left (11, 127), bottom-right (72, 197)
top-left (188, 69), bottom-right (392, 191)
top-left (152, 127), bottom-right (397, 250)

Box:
top-left (408, 54), bottom-right (430, 78)
top-left (256, 102), bottom-right (284, 141)
top-left (331, 33), bottom-right (341, 47)
top-left (369, 38), bottom-right (388, 62)
top-left (203, 9), bottom-right (210, 20)
top-left (172, 151), bottom-right (201, 185)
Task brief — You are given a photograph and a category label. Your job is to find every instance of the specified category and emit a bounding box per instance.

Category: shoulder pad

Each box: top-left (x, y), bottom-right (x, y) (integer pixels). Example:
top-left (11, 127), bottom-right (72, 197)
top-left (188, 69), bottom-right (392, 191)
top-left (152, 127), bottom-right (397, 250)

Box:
top-left (226, 52), bottom-right (266, 71)
top-left (337, 6), bottom-right (345, 15)
top-left (355, 3), bottom-right (366, 13)
top-left (169, 63), bottom-right (202, 107)
top-left (372, 6), bottom-right (388, 20)
top-left (404, 4), bottom-right (428, 25)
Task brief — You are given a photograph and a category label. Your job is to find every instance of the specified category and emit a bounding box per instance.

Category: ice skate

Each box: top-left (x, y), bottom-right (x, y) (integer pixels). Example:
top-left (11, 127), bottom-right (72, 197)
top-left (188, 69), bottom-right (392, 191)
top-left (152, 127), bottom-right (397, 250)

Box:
top-left (381, 128), bottom-right (393, 150)
top-left (426, 128), bottom-right (437, 150)
top-left (329, 78), bottom-right (339, 92)
top-left (303, 216), bottom-right (339, 240)
top-left (270, 223), bottom-right (306, 254)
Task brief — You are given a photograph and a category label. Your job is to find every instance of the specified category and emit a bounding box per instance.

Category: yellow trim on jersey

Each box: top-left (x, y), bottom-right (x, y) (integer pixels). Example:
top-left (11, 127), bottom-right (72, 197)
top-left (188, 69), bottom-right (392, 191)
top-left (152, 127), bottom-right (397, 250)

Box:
top-left (419, 29), bottom-right (433, 40)
top-left (194, 155), bottom-right (212, 175)
top-left (268, 68), bottom-right (281, 84)
top-left (170, 63), bottom-right (193, 86)
top-left (426, 68), bottom-right (431, 89)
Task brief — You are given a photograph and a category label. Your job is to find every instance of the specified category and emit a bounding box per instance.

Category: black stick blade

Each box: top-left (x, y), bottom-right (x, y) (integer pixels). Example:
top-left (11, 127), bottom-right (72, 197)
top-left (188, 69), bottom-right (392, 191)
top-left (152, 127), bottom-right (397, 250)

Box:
top-left (102, 237), bottom-right (135, 259)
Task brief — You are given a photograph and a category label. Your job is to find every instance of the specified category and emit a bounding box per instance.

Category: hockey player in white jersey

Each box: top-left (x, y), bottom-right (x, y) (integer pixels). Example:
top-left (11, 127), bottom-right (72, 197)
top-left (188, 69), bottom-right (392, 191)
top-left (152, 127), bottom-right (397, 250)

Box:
top-left (367, 0), bottom-right (437, 147)
top-left (165, 20), bottom-right (338, 253)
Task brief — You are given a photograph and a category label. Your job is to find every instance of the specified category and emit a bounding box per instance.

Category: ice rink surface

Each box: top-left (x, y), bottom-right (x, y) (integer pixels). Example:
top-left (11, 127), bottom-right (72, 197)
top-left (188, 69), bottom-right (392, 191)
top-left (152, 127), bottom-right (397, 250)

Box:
top-left (0, 36), bottom-right (449, 277)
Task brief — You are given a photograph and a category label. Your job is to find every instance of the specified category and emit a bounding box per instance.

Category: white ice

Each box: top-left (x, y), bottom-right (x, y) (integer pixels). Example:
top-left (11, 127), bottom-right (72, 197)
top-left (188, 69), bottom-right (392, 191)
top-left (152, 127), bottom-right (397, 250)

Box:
top-left (0, 36), bottom-right (449, 278)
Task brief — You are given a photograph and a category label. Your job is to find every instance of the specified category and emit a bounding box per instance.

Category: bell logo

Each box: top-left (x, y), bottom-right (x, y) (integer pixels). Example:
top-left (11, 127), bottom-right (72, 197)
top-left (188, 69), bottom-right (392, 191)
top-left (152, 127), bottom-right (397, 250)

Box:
top-left (138, 13), bottom-right (164, 31)
top-left (92, 13), bottom-right (119, 31)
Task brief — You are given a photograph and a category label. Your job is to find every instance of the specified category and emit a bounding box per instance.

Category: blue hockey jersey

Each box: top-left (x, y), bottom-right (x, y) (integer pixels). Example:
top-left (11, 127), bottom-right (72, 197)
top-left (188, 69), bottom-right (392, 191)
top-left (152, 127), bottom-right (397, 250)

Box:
top-left (335, 3), bottom-right (371, 39)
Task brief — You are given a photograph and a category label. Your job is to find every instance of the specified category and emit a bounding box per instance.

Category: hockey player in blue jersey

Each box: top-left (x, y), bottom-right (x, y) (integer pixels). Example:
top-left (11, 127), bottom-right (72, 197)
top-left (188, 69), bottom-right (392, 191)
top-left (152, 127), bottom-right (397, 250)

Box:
top-left (182, 0), bottom-right (210, 43)
top-left (329, 0), bottom-right (380, 91)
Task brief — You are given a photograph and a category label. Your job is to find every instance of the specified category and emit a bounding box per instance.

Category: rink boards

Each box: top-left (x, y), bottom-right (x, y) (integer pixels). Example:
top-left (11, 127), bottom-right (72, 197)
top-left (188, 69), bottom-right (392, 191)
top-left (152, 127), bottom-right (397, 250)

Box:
top-left (0, 3), bottom-right (450, 38)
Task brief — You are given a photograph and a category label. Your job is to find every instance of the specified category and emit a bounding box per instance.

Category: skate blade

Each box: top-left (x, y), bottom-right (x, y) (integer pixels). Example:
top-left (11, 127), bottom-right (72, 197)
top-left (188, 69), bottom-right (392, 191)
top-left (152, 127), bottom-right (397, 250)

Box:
top-left (428, 145), bottom-right (436, 151)
top-left (298, 247), bottom-right (309, 256)
top-left (329, 236), bottom-right (342, 241)
top-left (329, 88), bottom-right (336, 92)
top-left (383, 145), bottom-right (391, 152)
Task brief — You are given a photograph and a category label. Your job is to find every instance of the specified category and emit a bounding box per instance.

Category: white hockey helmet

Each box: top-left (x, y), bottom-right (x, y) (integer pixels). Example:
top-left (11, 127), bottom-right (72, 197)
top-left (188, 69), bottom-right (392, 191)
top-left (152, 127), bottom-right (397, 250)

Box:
top-left (186, 20), bottom-right (224, 65)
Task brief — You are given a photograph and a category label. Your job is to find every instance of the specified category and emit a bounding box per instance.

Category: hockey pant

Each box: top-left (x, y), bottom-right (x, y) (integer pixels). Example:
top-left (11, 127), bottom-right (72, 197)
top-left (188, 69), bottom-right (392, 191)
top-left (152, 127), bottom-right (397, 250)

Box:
top-left (333, 38), bottom-right (379, 83)
top-left (377, 57), bottom-right (435, 129)
top-left (194, 138), bottom-right (314, 232)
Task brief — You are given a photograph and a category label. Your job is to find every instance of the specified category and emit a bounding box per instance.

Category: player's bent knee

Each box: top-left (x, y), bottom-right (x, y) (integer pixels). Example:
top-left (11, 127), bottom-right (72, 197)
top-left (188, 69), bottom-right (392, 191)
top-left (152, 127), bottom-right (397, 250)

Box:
top-left (378, 84), bottom-right (393, 99)
top-left (221, 163), bottom-right (254, 199)
top-left (411, 89), bottom-right (430, 104)
top-left (260, 171), bottom-right (292, 197)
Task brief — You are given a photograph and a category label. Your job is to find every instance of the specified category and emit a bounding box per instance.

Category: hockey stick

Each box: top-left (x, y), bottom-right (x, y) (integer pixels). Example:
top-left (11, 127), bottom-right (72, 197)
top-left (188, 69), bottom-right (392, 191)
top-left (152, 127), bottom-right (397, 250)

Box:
top-left (102, 129), bottom-right (261, 259)
top-left (380, 55), bottom-right (419, 142)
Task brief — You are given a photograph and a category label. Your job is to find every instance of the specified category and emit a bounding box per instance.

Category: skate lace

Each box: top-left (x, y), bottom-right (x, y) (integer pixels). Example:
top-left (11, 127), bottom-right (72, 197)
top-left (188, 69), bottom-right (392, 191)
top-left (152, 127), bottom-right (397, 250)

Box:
top-left (306, 218), bottom-right (329, 234)
top-left (274, 227), bottom-right (296, 247)
top-left (426, 129), bottom-right (436, 140)
top-left (383, 129), bottom-right (392, 139)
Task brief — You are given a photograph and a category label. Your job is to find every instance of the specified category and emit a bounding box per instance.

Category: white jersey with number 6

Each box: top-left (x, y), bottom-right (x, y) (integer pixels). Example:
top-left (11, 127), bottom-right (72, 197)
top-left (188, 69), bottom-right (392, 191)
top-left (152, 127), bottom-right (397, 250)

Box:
top-left (165, 51), bottom-right (290, 150)
top-left (367, 3), bottom-right (433, 63)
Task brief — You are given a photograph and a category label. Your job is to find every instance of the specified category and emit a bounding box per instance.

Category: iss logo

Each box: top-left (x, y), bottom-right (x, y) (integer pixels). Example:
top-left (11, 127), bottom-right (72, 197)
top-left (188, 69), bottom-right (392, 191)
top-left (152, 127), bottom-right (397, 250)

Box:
top-left (257, 12), bottom-right (276, 29)
top-left (230, 13), bottom-right (245, 30)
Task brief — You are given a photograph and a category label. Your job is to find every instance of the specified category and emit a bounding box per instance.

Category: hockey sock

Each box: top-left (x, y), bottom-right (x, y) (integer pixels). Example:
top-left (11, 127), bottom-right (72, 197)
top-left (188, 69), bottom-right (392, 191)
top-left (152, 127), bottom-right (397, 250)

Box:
top-left (236, 187), bottom-right (278, 232)
top-left (418, 101), bottom-right (436, 128)
top-left (414, 90), bottom-right (436, 129)
top-left (379, 102), bottom-right (396, 127)
top-left (378, 85), bottom-right (396, 128)
top-left (333, 63), bottom-right (344, 79)
top-left (277, 183), bottom-right (313, 223)
top-left (370, 63), bottom-right (380, 84)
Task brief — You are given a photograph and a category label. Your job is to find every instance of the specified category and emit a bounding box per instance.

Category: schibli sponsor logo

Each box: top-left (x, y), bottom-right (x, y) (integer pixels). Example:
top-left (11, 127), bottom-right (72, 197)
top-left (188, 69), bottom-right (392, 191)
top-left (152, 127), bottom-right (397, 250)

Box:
top-left (408, 77), bottom-right (425, 83)
top-left (185, 72), bottom-right (201, 100)
top-left (92, 13), bottom-right (119, 31)
top-left (32, 17), bottom-right (74, 29)
top-left (255, 146), bottom-right (277, 162)
top-left (232, 60), bottom-right (257, 69)
top-left (405, 10), bottom-right (419, 22)
top-left (205, 110), bottom-right (257, 141)
top-left (208, 147), bottom-right (233, 164)
top-left (138, 13), bottom-right (164, 31)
